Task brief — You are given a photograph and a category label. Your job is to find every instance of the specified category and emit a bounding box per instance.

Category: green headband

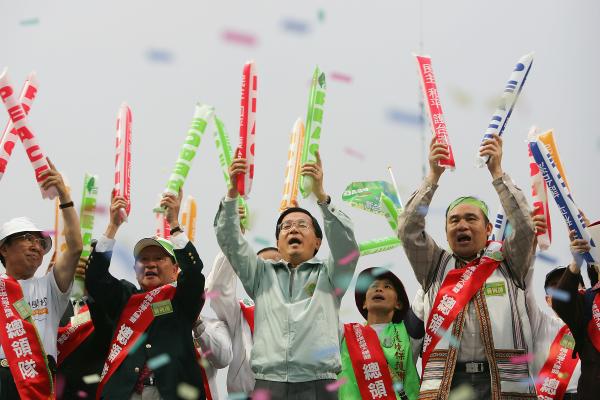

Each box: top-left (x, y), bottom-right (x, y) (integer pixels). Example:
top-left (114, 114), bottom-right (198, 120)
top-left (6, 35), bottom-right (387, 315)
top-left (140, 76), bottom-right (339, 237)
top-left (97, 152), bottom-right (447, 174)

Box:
top-left (446, 196), bottom-right (489, 219)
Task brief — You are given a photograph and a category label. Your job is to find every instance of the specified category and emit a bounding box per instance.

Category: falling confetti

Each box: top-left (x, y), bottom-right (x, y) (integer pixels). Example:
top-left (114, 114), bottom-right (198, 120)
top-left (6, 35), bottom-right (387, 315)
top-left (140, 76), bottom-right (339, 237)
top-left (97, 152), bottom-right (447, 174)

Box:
top-left (535, 251), bottom-right (559, 265)
top-left (339, 249), bottom-right (359, 265)
top-left (326, 377), bottom-right (347, 391)
top-left (436, 327), bottom-right (459, 347)
top-left (355, 274), bottom-right (373, 292)
top-left (146, 48), bottom-right (174, 63)
top-left (509, 353), bottom-right (533, 363)
top-left (228, 393), bottom-right (249, 400)
top-left (343, 147), bottom-right (365, 161)
top-left (386, 108), bottom-right (424, 126)
top-left (333, 271), bottom-right (353, 289)
top-left (251, 388), bottom-right (271, 400)
top-left (393, 381), bottom-right (404, 392)
top-left (317, 9), bottom-right (326, 22)
top-left (546, 287), bottom-right (570, 302)
top-left (82, 374), bottom-right (101, 384)
top-left (417, 205), bottom-right (446, 216)
top-left (148, 353), bottom-right (171, 370)
top-left (56, 374), bottom-right (65, 397)
top-left (20, 18), bottom-right (39, 26)
top-left (253, 236), bottom-right (271, 247)
top-left (448, 384), bottom-right (475, 400)
top-left (448, 86), bottom-right (473, 107)
top-left (281, 18), bottom-right (310, 33)
top-left (222, 30), bottom-right (258, 46)
top-left (330, 72), bottom-right (352, 83)
top-left (177, 383), bottom-right (199, 400)
top-left (77, 390), bottom-right (88, 398)
top-left (312, 345), bottom-right (338, 360)
top-left (125, 334), bottom-right (147, 357)
top-left (203, 289), bottom-right (221, 300)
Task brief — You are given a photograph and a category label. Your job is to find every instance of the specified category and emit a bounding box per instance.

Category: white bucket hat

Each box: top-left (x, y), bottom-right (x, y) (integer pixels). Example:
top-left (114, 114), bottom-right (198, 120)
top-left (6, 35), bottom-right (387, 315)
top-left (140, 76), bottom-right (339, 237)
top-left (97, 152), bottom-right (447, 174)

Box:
top-left (0, 217), bottom-right (52, 254)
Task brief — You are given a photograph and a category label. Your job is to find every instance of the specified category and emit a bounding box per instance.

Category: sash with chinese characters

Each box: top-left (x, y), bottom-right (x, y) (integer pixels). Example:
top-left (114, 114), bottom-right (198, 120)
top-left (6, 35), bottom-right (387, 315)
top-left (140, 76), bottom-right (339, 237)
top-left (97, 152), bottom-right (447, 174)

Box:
top-left (422, 241), bottom-right (504, 372)
top-left (239, 299), bottom-right (255, 335)
top-left (535, 325), bottom-right (578, 399)
top-left (57, 304), bottom-right (94, 365)
top-left (344, 323), bottom-right (395, 400)
top-left (0, 275), bottom-right (53, 399)
top-left (588, 291), bottom-right (600, 353)
top-left (96, 283), bottom-right (177, 400)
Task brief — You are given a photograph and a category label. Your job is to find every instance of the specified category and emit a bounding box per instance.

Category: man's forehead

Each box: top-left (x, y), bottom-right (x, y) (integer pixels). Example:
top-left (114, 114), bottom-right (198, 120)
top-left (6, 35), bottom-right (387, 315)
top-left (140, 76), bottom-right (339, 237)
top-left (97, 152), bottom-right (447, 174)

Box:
top-left (447, 204), bottom-right (485, 219)
top-left (282, 212), bottom-right (312, 223)
top-left (370, 278), bottom-right (394, 286)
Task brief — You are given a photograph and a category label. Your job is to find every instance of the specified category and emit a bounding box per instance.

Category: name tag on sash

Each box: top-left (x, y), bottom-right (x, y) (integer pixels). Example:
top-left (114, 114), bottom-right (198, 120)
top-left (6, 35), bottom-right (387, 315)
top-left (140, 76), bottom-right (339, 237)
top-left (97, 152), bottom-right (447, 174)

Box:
top-left (13, 298), bottom-right (32, 319)
top-left (484, 281), bottom-right (506, 297)
top-left (152, 299), bottom-right (173, 316)
top-left (559, 333), bottom-right (575, 350)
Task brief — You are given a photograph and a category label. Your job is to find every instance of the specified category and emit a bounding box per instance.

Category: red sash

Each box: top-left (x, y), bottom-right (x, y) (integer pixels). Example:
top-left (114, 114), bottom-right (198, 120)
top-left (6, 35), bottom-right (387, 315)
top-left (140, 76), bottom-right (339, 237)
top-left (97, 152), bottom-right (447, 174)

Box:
top-left (422, 241), bottom-right (504, 372)
top-left (57, 304), bottom-right (95, 365)
top-left (535, 325), bottom-right (578, 399)
top-left (588, 291), bottom-right (600, 353)
top-left (344, 323), bottom-right (396, 400)
top-left (239, 299), bottom-right (255, 335)
top-left (96, 284), bottom-right (177, 399)
top-left (0, 275), bottom-right (54, 399)
top-left (195, 348), bottom-right (213, 400)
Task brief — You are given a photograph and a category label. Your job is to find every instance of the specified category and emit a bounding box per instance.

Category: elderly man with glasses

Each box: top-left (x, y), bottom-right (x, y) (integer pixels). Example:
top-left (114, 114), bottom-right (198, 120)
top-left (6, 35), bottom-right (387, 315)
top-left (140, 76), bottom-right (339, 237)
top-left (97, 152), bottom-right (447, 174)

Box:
top-left (214, 150), bottom-right (359, 399)
top-left (0, 159), bottom-right (82, 399)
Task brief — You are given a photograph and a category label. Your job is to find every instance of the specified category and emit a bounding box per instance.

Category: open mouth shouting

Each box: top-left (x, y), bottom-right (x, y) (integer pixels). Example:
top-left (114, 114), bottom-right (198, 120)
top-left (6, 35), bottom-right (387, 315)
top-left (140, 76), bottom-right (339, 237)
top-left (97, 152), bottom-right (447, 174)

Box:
top-left (371, 293), bottom-right (386, 302)
top-left (144, 269), bottom-right (159, 279)
top-left (456, 232), bottom-right (472, 245)
top-left (288, 237), bottom-right (302, 247)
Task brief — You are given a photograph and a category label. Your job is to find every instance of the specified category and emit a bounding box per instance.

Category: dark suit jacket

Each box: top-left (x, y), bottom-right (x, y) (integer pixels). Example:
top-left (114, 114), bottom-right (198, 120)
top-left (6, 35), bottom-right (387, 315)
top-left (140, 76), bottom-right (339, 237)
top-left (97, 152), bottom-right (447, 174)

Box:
top-left (552, 268), bottom-right (600, 399)
top-left (85, 241), bottom-right (205, 400)
top-left (57, 297), bottom-right (112, 399)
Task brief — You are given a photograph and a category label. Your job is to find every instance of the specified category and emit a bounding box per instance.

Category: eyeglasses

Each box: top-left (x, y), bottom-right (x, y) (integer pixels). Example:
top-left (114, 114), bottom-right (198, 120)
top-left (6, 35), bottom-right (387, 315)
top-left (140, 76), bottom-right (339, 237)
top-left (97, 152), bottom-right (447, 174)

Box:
top-left (278, 219), bottom-right (310, 231)
top-left (12, 233), bottom-right (49, 250)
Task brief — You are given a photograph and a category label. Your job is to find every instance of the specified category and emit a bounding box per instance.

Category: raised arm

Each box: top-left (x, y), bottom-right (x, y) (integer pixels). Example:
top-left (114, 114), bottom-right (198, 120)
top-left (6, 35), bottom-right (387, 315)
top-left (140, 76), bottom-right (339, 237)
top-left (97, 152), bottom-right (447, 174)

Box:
top-left (161, 190), bottom-right (205, 322)
top-left (84, 193), bottom-right (132, 319)
top-left (43, 158), bottom-right (83, 292)
top-left (481, 134), bottom-right (535, 287)
top-left (397, 137), bottom-right (446, 288)
top-left (214, 155), bottom-right (264, 298)
top-left (300, 151), bottom-right (359, 297)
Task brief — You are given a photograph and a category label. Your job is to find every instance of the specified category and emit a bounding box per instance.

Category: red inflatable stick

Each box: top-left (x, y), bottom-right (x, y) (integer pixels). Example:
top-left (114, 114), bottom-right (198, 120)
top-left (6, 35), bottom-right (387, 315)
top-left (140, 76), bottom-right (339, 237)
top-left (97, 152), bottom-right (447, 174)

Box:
top-left (236, 61), bottom-right (258, 198)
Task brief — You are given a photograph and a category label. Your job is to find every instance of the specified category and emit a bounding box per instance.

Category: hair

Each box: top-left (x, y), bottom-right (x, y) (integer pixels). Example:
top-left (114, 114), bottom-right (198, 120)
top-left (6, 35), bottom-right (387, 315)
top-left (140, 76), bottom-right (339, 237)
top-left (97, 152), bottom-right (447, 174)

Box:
top-left (544, 267), bottom-right (584, 292)
top-left (0, 235), bottom-right (14, 267)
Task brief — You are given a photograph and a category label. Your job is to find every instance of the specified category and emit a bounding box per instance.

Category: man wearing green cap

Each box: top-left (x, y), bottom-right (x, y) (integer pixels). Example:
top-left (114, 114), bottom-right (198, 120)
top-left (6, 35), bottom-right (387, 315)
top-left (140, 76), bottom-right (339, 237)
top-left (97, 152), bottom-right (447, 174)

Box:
top-left (85, 191), bottom-right (205, 400)
top-left (398, 135), bottom-right (537, 398)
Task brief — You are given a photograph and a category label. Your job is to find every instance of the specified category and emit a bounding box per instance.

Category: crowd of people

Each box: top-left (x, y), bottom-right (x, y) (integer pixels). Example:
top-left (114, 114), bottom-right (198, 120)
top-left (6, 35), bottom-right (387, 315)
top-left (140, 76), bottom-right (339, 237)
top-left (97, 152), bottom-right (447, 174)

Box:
top-left (0, 131), bottom-right (598, 400)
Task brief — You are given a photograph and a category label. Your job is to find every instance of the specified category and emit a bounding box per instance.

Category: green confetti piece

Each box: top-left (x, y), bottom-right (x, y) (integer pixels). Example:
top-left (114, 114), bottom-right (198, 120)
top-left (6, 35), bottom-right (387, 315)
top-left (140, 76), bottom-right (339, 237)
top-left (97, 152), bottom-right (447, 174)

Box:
top-left (147, 353), bottom-right (171, 370)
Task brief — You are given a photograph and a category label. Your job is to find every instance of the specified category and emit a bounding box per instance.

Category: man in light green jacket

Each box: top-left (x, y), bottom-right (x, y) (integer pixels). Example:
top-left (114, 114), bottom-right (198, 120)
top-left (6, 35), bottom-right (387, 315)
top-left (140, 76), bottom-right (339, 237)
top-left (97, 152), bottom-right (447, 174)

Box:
top-left (214, 151), bottom-right (359, 399)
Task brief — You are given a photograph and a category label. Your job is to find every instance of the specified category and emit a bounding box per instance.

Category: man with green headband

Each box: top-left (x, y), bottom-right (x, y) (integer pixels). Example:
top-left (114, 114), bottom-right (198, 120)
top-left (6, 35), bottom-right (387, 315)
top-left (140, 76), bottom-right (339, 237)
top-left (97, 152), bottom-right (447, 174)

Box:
top-left (398, 134), bottom-right (537, 398)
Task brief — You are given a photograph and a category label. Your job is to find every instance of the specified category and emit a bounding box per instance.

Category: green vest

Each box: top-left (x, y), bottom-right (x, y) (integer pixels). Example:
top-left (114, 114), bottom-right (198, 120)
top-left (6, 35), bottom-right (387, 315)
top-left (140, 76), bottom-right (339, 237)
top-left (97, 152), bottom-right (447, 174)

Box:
top-left (338, 322), bottom-right (420, 400)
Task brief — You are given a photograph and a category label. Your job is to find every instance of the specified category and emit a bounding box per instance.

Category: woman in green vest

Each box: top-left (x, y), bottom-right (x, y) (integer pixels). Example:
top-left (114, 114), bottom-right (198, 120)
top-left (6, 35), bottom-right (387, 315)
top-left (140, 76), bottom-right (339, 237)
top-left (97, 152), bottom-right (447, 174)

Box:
top-left (338, 267), bottom-right (420, 400)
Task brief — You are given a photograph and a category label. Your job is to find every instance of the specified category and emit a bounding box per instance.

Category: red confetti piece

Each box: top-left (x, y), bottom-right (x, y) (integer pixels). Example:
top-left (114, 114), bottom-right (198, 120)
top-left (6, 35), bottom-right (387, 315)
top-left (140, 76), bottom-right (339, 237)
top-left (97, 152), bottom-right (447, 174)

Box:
top-left (222, 30), bottom-right (258, 46)
top-left (509, 353), bottom-right (534, 363)
top-left (343, 147), bottom-right (365, 161)
top-left (326, 377), bottom-right (347, 391)
top-left (330, 72), bottom-right (352, 83)
top-left (203, 290), bottom-right (221, 300)
top-left (251, 389), bottom-right (271, 400)
top-left (339, 249), bottom-right (359, 266)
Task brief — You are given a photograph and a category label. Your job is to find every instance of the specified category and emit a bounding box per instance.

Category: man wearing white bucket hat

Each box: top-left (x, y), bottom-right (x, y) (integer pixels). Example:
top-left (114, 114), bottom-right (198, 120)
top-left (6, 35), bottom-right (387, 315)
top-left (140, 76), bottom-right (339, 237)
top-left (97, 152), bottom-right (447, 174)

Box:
top-left (0, 159), bottom-right (82, 399)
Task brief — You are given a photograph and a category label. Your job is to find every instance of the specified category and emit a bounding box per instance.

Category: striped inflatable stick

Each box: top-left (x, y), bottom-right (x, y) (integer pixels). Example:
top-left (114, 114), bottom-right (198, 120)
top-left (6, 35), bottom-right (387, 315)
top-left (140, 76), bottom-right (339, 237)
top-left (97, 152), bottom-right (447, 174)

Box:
top-left (236, 61), bottom-right (258, 198)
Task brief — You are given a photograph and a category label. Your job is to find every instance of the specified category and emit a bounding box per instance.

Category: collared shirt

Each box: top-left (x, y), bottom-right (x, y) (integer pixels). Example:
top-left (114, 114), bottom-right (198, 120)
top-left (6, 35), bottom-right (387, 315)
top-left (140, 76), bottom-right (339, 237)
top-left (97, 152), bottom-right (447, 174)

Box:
top-left (398, 173), bottom-right (535, 362)
top-left (214, 197), bottom-right (359, 382)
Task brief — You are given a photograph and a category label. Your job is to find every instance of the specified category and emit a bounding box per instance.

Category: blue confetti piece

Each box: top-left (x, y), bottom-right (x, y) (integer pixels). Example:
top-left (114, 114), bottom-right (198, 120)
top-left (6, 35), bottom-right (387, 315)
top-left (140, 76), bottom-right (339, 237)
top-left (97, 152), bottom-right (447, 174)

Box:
top-left (535, 252), bottom-right (559, 265)
top-left (393, 381), bottom-right (404, 392)
top-left (146, 49), bottom-right (174, 63)
top-left (546, 287), bottom-right (570, 302)
top-left (437, 327), bottom-right (460, 348)
top-left (20, 18), bottom-right (40, 26)
top-left (128, 333), bottom-right (147, 355)
top-left (147, 353), bottom-right (171, 370)
top-left (312, 345), bottom-right (338, 360)
top-left (282, 18), bottom-right (310, 33)
top-left (386, 108), bottom-right (424, 126)
top-left (228, 393), bottom-right (248, 400)
top-left (253, 236), bottom-right (271, 247)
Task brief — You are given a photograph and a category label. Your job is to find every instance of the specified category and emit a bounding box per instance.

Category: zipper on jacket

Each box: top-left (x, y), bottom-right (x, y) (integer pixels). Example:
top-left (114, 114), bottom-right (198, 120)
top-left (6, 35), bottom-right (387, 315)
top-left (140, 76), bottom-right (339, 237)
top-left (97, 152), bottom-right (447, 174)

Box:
top-left (289, 268), bottom-right (295, 298)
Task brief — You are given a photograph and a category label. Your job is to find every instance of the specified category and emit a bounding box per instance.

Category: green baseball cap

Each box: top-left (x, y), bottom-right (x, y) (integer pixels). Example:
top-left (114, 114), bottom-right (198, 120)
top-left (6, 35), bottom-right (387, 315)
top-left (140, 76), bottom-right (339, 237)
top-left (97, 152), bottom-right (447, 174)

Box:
top-left (133, 236), bottom-right (176, 261)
